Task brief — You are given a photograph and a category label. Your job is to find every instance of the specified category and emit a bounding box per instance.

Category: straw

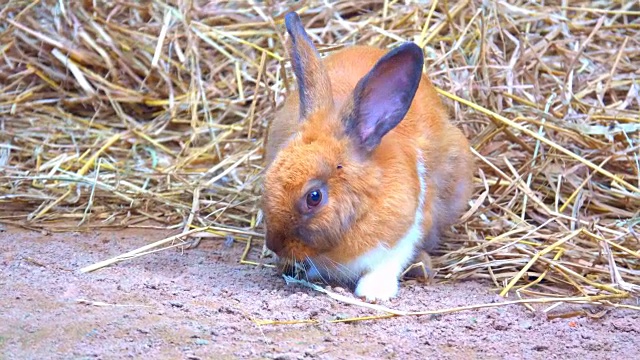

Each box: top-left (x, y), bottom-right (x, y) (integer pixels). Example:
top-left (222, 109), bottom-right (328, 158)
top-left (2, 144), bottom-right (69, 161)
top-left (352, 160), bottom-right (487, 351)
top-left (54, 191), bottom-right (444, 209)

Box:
top-left (0, 1), bottom-right (638, 313)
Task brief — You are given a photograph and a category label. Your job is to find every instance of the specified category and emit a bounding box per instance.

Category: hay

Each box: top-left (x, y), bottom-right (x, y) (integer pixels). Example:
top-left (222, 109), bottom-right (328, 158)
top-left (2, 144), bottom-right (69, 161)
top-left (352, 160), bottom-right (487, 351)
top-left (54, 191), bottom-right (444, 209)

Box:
top-left (250, 275), bottom-right (636, 325)
top-left (1, 0), bottom-right (639, 308)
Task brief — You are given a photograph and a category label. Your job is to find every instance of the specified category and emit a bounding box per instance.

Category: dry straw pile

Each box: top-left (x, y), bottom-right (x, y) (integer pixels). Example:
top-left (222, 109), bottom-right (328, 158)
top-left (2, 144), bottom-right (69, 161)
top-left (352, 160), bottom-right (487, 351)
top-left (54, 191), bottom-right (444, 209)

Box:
top-left (1, 0), bottom-right (639, 312)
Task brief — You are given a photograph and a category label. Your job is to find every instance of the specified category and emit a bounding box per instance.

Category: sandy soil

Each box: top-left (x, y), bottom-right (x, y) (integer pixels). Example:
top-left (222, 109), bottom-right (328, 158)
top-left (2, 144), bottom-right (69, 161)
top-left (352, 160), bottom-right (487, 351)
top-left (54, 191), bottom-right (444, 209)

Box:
top-left (1, 226), bottom-right (638, 360)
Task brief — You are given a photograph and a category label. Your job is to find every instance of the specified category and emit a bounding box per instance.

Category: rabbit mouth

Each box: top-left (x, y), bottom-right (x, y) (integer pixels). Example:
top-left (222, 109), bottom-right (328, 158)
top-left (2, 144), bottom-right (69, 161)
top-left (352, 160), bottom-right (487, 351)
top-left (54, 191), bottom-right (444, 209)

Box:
top-left (275, 256), bottom-right (317, 282)
top-left (276, 258), bottom-right (308, 278)
top-left (276, 254), bottom-right (360, 289)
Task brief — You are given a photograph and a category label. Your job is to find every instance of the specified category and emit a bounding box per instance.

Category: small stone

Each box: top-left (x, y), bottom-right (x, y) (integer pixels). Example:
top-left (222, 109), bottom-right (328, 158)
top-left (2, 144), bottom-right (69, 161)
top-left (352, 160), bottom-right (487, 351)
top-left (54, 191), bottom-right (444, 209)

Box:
top-left (144, 283), bottom-right (159, 290)
top-left (493, 320), bottom-right (509, 331)
top-left (194, 339), bottom-right (209, 346)
top-left (169, 301), bottom-right (184, 308)
top-left (520, 320), bottom-right (533, 330)
top-left (334, 313), bottom-right (349, 320)
top-left (272, 353), bottom-right (294, 360)
top-left (533, 345), bottom-right (548, 351)
top-left (224, 236), bottom-right (235, 247)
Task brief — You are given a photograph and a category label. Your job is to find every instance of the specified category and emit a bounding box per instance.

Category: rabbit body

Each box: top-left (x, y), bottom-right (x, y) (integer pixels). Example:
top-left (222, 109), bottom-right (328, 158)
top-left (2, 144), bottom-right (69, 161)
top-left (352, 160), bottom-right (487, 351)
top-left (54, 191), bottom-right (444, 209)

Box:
top-left (261, 13), bottom-right (474, 301)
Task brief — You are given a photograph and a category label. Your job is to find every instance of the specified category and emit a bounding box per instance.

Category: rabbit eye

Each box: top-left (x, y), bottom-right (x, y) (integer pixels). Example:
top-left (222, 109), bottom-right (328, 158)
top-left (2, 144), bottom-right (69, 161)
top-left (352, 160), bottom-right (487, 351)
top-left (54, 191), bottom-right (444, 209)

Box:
top-left (298, 182), bottom-right (326, 214)
top-left (306, 189), bottom-right (322, 207)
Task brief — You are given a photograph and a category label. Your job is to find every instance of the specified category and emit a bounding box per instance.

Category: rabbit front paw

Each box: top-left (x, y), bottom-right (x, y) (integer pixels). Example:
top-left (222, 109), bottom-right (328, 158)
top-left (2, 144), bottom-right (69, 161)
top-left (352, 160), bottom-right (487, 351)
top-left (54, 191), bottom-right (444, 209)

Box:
top-left (354, 271), bottom-right (399, 302)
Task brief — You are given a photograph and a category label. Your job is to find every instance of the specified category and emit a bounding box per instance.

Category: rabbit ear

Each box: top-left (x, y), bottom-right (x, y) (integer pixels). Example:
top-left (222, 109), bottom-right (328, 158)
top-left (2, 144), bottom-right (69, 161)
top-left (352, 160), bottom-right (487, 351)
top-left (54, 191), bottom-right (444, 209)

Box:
top-left (342, 42), bottom-right (424, 155)
top-left (284, 12), bottom-right (333, 119)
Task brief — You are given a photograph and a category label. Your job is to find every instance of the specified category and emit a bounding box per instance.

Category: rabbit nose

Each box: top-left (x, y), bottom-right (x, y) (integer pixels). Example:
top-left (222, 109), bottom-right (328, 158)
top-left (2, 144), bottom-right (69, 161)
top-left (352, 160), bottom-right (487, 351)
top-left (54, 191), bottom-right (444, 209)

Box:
top-left (265, 230), bottom-right (284, 255)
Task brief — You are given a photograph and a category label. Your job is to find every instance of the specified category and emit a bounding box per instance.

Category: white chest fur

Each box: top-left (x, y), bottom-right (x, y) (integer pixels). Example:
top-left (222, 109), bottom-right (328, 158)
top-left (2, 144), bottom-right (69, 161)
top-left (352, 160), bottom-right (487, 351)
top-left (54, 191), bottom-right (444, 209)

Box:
top-left (348, 150), bottom-right (428, 301)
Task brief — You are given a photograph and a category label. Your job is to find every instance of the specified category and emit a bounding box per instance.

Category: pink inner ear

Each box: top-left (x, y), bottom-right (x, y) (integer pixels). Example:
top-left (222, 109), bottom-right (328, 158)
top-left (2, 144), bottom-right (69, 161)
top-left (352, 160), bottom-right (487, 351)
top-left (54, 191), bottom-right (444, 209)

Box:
top-left (347, 43), bottom-right (424, 153)
top-left (359, 64), bottom-right (413, 133)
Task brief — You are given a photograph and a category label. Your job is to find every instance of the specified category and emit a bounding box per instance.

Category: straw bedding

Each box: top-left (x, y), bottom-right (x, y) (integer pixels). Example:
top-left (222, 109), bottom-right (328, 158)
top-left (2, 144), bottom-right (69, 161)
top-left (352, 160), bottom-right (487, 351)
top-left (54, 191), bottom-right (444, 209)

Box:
top-left (0, 1), bottom-right (638, 308)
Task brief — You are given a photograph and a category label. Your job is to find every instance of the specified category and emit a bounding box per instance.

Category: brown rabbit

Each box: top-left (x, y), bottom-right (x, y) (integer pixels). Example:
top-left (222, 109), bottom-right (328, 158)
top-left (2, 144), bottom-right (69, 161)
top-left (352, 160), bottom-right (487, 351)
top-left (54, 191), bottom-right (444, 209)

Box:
top-left (261, 12), bottom-right (474, 301)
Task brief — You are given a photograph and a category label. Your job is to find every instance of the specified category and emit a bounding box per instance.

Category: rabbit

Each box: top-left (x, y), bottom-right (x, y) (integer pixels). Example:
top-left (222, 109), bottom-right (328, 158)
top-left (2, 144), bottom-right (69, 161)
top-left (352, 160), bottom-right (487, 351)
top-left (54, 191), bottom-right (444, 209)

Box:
top-left (261, 12), bottom-right (474, 302)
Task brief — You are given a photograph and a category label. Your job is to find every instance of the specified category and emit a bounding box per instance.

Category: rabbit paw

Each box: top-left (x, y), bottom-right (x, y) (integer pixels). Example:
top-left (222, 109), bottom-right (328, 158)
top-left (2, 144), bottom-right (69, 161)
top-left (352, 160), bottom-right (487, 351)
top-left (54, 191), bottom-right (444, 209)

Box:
top-left (354, 272), bottom-right (399, 302)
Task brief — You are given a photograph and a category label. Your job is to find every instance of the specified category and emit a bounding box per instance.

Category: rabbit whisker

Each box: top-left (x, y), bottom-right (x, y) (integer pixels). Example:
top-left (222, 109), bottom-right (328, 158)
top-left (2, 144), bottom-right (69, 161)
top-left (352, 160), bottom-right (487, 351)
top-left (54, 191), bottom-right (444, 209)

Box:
top-left (321, 257), bottom-right (359, 288)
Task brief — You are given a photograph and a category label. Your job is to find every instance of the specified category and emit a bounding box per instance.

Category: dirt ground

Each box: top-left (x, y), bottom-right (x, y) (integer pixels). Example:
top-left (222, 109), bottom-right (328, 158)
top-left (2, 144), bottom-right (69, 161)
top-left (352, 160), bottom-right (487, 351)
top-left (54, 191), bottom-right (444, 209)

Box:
top-left (1, 226), bottom-right (638, 360)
